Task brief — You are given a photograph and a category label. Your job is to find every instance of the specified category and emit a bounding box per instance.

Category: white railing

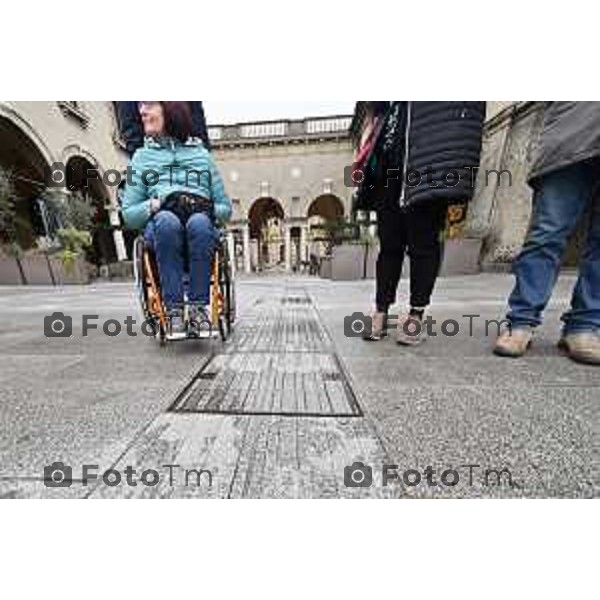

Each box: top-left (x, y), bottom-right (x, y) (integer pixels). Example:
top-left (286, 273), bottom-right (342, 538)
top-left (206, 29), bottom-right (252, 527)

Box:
top-left (208, 126), bottom-right (222, 140)
top-left (240, 122), bottom-right (287, 138)
top-left (305, 117), bottom-right (352, 134)
top-left (210, 115), bottom-right (353, 143)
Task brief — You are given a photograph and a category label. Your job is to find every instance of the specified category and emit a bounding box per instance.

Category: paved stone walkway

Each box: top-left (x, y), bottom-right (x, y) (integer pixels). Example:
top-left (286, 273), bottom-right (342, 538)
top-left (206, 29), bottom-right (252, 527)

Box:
top-left (0, 273), bottom-right (597, 498)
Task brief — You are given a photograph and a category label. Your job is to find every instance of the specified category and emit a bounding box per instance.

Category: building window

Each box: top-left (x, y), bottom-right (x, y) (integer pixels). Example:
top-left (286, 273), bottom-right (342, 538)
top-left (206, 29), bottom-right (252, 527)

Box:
top-left (57, 101), bottom-right (89, 128)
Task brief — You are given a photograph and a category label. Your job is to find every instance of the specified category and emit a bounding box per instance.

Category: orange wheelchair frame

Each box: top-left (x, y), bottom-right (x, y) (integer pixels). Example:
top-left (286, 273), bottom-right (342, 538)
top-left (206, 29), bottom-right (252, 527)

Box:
top-left (133, 231), bottom-right (235, 344)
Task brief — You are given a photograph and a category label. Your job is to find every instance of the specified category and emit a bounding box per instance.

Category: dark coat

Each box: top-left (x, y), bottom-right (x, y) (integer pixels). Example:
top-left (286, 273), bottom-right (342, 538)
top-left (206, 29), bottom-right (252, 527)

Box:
top-left (115, 101), bottom-right (211, 156)
top-left (356, 101), bottom-right (485, 212)
top-left (529, 101), bottom-right (600, 183)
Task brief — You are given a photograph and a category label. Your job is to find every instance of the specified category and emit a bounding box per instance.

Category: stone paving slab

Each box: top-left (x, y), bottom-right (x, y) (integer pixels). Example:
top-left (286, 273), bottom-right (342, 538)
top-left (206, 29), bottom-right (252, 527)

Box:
top-left (88, 413), bottom-right (394, 499)
top-left (0, 274), bottom-right (598, 499)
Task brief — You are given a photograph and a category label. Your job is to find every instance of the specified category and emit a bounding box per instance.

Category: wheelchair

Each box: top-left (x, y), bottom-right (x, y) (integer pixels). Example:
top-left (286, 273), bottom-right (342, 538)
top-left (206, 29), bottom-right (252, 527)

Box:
top-left (122, 189), bottom-right (236, 345)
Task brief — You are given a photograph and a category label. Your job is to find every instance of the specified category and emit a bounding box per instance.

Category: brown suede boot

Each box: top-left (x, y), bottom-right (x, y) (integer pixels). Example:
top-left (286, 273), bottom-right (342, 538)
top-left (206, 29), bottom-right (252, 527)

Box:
top-left (558, 332), bottom-right (600, 365)
top-left (494, 327), bottom-right (534, 358)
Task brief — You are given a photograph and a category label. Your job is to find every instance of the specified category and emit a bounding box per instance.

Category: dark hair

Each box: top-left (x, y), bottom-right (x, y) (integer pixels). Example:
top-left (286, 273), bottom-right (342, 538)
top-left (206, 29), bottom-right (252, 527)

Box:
top-left (368, 101), bottom-right (389, 117)
top-left (160, 101), bottom-right (194, 143)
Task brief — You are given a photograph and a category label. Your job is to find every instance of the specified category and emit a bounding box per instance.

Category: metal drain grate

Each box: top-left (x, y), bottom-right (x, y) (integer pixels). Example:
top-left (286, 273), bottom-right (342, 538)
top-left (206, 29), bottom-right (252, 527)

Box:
top-left (169, 352), bottom-right (361, 417)
top-left (169, 288), bottom-right (362, 418)
top-left (281, 296), bottom-right (312, 305)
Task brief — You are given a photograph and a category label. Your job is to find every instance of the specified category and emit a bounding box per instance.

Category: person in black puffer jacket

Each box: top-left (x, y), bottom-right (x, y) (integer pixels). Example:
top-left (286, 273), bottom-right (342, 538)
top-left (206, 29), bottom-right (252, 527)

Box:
top-left (358, 101), bottom-right (485, 344)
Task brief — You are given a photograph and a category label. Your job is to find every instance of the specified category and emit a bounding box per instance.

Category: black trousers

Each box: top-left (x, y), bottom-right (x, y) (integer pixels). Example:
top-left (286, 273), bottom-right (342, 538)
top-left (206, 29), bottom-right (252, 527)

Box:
top-left (375, 201), bottom-right (447, 312)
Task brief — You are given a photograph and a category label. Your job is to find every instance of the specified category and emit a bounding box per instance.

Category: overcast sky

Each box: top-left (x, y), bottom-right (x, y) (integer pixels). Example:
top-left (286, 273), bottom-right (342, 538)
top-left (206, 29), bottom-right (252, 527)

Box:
top-left (202, 101), bottom-right (356, 125)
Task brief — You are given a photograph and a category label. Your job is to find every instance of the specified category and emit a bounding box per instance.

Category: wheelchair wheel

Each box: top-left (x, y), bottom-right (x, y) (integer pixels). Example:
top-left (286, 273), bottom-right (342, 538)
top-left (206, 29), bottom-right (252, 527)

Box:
top-left (133, 237), bottom-right (148, 321)
top-left (138, 238), bottom-right (169, 344)
top-left (219, 260), bottom-right (233, 341)
top-left (221, 239), bottom-right (235, 332)
top-left (212, 240), bottom-right (234, 342)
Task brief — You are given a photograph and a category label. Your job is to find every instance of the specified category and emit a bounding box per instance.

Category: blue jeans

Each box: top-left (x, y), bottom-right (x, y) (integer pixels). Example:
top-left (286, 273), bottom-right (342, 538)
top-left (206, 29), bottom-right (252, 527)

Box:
top-left (507, 161), bottom-right (600, 334)
top-left (144, 211), bottom-right (217, 310)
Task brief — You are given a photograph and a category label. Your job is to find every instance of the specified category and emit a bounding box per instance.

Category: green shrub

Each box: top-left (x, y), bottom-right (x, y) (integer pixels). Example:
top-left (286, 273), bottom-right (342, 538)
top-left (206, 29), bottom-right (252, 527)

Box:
top-left (41, 189), bottom-right (96, 232)
top-left (0, 166), bottom-right (18, 245)
top-left (41, 190), bottom-right (96, 271)
top-left (56, 227), bottom-right (93, 273)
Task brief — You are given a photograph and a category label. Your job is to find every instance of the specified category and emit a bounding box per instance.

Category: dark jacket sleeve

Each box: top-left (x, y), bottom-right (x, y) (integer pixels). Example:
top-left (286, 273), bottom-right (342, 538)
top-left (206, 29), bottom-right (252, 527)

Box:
top-left (529, 101), bottom-right (600, 184)
top-left (115, 101), bottom-right (145, 157)
top-left (189, 101), bottom-right (212, 151)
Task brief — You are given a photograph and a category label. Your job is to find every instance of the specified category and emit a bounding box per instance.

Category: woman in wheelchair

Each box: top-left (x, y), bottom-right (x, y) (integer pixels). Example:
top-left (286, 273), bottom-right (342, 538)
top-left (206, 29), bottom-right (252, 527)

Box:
top-left (121, 101), bottom-right (232, 339)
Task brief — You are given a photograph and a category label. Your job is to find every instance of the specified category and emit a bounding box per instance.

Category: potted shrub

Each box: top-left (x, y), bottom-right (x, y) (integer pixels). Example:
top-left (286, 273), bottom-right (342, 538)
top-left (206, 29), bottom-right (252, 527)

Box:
top-left (0, 166), bottom-right (26, 284)
top-left (41, 189), bottom-right (96, 284)
top-left (320, 218), bottom-right (365, 281)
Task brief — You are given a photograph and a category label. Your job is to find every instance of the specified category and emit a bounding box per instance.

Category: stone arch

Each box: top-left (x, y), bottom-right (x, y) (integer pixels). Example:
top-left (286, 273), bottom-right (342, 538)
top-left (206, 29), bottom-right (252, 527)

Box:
top-left (307, 193), bottom-right (345, 220)
top-left (60, 144), bottom-right (119, 207)
top-left (0, 104), bottom-right (55, 167)
top-left (247, 197), bottom-right (286, 270)
top-left (306, 194), bottom-right (346, 260)
top-left (63, 153), bottom-right (117, 265)
top-left (0, 112), bottom-right (53, 249)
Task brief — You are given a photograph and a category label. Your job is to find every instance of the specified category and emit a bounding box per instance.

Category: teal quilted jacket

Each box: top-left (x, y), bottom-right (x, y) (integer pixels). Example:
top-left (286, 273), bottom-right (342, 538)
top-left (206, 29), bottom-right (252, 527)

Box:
top-left (122, 137), bottom-right (231, 230)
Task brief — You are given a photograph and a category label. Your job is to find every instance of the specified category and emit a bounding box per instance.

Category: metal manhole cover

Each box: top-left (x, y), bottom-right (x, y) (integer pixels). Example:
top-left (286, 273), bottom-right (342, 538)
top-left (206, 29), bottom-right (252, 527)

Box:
top-left (169, 352), bottom-right (361, 417)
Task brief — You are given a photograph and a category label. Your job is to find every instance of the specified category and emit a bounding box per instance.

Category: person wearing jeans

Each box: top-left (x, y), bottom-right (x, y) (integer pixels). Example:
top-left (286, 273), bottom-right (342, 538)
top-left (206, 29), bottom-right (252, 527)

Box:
top-left (144, 211), bottom-right (218, 308)
top-left (121, 101), bottom-right (231, 338)
top-left (495, 102), bottom-right (600, 364)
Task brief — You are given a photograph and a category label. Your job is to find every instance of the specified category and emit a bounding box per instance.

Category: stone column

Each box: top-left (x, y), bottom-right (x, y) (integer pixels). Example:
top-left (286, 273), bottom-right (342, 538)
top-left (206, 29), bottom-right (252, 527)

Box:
top-left (284, 223), bottom-right (292, 272)
top-left (226, 229), bottom-right (236, 278)
top-left (300, 223), bottom-right (308, 264)
top-left (108, 207), bottom-right (127, 261)
top-left (242, 223), bottom-right (251, 274)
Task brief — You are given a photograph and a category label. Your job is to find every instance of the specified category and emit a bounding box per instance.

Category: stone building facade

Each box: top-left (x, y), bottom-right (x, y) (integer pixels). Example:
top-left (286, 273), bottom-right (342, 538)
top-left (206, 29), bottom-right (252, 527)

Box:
top-left (0, 103), bottom-right (355, 274)
top-left (467, 101), bottom-right (545, 265)
top-left (4, 101), bottom-right (573, 278)
top-left (0, 101), bottom-right (129, 264)
top-left (208, 116), bottom-right (355, 273)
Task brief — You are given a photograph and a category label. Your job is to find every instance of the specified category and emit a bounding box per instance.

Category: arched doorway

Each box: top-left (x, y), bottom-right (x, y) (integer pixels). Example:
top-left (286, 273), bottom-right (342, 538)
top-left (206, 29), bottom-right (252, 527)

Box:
top-left (0, 116), bottom-right (51, 250)
top-left (306, 194), bottom-right (345, 260)
top-left (307, 194), bottom-right (345, 222)
top-left (248, 197), bottom-right (285, 271)
top-left (65, 156), bottom-right (117, 266)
